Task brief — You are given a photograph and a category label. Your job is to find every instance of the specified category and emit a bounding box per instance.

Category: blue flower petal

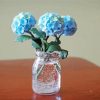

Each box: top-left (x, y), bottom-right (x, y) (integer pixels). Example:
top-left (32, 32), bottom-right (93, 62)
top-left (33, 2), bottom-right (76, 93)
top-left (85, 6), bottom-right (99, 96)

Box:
top-left (38, 12), bottom-right (63, 36)
top-left (11, 12), bottom-right (36, 35)
top-left (16, 26), bottom-right (24, 35)
top-left (62, 16), bottom-right (77, 36)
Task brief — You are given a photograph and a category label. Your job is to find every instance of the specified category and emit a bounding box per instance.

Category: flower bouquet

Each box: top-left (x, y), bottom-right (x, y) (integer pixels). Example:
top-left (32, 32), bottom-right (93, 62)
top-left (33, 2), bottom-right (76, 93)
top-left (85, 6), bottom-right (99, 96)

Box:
top-left (11, 12), bottom-right (77, 95)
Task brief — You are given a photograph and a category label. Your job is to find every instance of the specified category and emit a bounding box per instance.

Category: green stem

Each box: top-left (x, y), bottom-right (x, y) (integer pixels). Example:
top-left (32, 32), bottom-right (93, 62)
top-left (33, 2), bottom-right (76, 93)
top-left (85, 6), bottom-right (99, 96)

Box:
top-left (36, 64), bottom-right (45, 79)
top-left (45, 36), bottom-right (49, 41)
top-left (41, 39), bottom-right (45, 51)
top-left (58, 33), bottom-right (63, 39)
top-left (26, 31), bottom-right (35, 40)
top-left (54, 34), bottom-right (61, 44)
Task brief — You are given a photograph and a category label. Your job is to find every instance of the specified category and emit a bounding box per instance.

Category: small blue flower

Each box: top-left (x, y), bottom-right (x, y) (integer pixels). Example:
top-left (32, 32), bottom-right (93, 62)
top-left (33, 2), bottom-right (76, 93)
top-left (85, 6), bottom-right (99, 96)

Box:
top-left (11, 12), bottom-right (36, 35)
top-left (38, 12), bottom-right (63, 36)
top-left (62, 16), bottom-right (77, 36)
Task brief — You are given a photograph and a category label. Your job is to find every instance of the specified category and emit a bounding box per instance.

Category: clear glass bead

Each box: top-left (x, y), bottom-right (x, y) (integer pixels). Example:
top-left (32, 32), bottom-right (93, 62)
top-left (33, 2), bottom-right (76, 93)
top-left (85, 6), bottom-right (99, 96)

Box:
top-left (32, 51), bottom-right (61, 95)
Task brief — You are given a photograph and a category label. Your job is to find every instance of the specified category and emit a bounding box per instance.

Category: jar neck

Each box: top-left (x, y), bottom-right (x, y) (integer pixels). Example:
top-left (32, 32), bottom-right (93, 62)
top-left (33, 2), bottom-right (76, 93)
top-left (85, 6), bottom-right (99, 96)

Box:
top-left (35, 50), bottom-right (60, 61)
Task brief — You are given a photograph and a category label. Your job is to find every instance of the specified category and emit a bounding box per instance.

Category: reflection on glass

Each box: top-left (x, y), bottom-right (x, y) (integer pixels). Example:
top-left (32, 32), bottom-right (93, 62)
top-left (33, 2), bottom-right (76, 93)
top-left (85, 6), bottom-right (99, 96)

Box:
top-left (32, 93), bottom-right (62, 100)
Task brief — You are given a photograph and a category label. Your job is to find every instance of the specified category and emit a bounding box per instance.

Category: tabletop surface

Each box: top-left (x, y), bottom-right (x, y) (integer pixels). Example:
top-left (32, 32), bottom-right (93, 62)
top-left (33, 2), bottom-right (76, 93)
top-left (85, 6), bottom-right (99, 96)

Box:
top-left (0, 57), bottom-right (100, 100)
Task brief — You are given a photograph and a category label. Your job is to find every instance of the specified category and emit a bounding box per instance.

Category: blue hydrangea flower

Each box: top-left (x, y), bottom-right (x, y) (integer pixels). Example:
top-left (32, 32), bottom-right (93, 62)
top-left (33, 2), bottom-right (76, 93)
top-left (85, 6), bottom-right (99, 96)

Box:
top-left (11, 12), bottom-right (36, 35)
top-left (38, 12), bottom-right (63, 36)
top-left (62, 16), bottom-right (77, 36)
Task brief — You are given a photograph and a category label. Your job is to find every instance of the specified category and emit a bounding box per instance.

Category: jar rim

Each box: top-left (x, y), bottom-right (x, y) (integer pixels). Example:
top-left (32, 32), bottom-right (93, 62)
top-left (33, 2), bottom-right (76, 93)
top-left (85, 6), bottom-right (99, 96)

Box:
top-left (35, 50), bottom-right (60, 59)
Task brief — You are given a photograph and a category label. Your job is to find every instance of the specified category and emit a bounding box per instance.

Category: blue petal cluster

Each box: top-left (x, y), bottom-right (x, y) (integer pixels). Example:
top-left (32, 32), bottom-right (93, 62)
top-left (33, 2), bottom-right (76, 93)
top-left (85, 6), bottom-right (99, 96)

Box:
top-left (62, 16), bottom-right (77, 36)
top-left (38, 12), bottom-right (77, 36)
top-left (38, 12), bottom-right (63, 36)
top-left (11, 12), bottom-right (36, 35)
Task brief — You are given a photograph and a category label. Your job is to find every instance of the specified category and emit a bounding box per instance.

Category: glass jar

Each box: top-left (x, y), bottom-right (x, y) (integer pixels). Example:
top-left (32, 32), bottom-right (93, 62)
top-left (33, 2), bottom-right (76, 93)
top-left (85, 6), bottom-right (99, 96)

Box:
top-left (32, 51), bottom-right (61, 95)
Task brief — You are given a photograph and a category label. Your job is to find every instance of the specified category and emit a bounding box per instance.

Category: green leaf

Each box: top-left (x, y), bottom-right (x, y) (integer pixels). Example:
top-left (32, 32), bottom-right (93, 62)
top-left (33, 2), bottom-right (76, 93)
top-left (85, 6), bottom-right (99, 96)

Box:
top-left (47, 45), bottom-right (61, 52)
top-left (32, 39), bottom-right (41, 49)
top-left (60, 50), bottom-right (68, 59)
top-left (30, 28), bottom-right (46, 39)
top-left (48, 41), bottom-right (60, 45)
top-left (16, 35), bottom-right (32, 42)
top-left (40, 31), bottom-right (46, 39)
top-left (47, 41), bottom-right (61, 52)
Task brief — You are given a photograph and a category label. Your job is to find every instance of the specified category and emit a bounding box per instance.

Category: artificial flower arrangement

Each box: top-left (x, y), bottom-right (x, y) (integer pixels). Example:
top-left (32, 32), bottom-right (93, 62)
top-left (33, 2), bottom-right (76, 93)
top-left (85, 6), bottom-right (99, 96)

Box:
top-left (11, 12), bottom-right (77, 59)
top-left (11, 12), bottom-right (77, 94)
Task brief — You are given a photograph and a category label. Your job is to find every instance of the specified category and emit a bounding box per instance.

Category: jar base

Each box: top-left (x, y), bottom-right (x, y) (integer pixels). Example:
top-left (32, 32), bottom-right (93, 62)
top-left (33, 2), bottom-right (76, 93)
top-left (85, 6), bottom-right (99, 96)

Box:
top-left (33, 89), bottom-right (60, 95)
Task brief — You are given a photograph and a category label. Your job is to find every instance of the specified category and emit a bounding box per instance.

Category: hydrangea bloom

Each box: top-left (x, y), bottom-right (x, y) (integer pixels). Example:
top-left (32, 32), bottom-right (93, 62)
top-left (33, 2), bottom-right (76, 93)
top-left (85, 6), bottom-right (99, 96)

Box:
top-left (62, 16), bottom-right (77, 36)
top-left (38, 12), bottom-right (63, 36)
top-left (11, 12), bottom-right (36, 35)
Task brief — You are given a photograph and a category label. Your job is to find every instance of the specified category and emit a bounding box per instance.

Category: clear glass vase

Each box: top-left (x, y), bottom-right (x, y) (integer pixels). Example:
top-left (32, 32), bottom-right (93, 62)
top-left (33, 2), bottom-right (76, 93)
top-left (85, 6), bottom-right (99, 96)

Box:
top-left (32, 51), bottom-right (61, 95)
